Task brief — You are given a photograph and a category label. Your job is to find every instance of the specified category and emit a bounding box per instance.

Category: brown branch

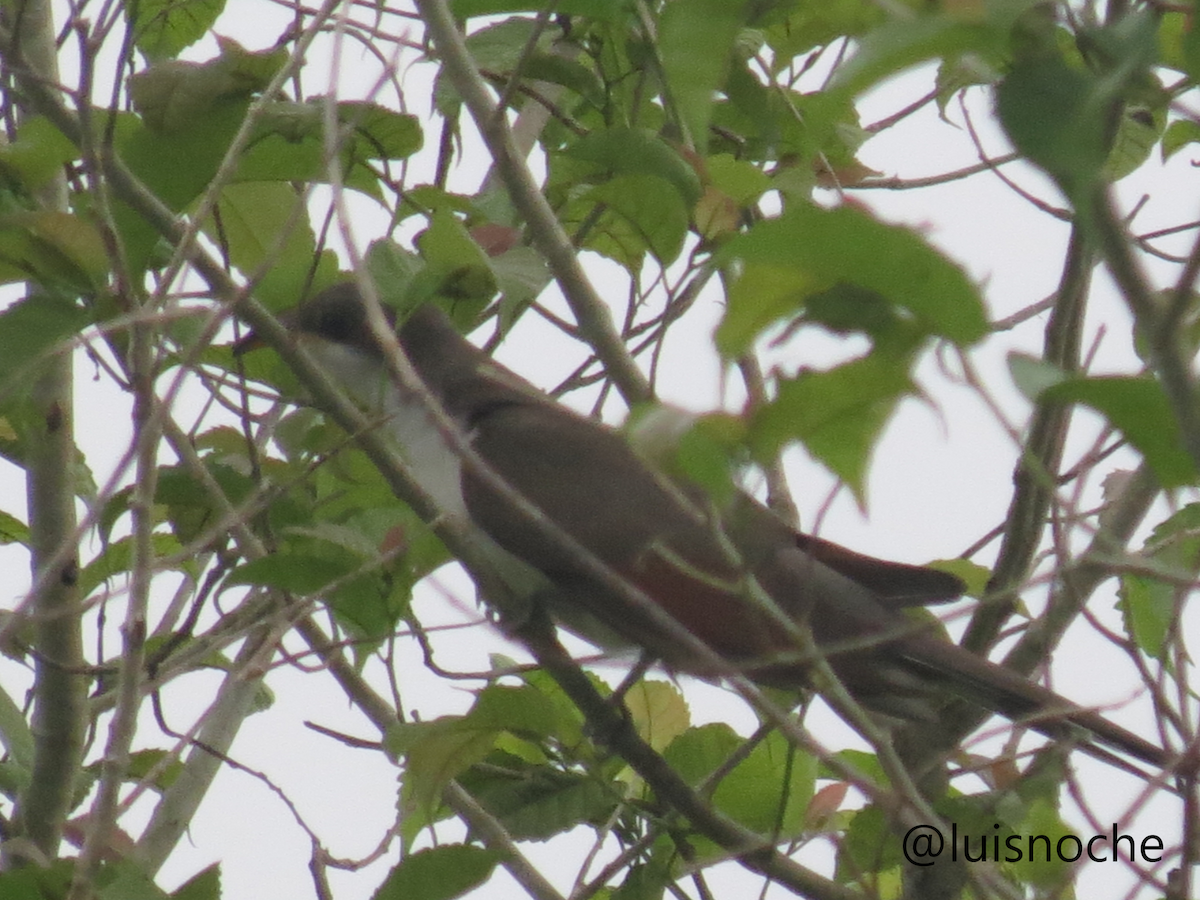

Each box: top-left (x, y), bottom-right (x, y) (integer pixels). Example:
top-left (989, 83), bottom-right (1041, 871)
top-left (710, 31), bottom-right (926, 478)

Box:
top-left (963, 226), bottom-right (1092, 653)
top-left (414, 0), bottom-right (651, 404)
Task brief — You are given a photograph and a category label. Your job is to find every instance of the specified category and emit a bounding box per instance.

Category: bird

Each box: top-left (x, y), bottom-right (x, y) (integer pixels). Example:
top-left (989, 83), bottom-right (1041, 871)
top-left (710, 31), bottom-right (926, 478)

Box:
top-left (239, 281), bottom-right (1168, 770)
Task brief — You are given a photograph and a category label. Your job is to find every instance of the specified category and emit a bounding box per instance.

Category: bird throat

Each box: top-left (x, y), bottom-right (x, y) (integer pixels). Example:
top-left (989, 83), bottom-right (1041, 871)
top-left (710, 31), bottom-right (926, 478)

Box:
top-left (300, 335), bottom-right (634, 649)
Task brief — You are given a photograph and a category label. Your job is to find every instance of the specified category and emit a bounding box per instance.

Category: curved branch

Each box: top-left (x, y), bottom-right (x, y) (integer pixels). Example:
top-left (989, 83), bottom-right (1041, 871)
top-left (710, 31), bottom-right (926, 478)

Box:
top-left (414, 0), bottom-right (651, 404)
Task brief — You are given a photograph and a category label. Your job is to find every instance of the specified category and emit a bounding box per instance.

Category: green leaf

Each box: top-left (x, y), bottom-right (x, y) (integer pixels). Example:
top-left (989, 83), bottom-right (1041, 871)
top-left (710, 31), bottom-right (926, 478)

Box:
top-left (337, 101), bottom-right (424, 162)
top-left (837, 803), bottom-right (903, 880)
top-left (705, 153), bottom-right (771, 205)
top-left (711, 731), bottom-right (815, 837)
top-left (625, 680), bottom-right (690, 752)
top-left (612, 861), bottom-right (671, 900)
top-left (1118, 503), bottom-right (1200, 658)
top-left (0, 294), bottom-right (91, 384)
top-left (0, 860), bottom-right (75, 899)
top-left (434, 18), bottom-right (548, 114)
top-left (715, 203), bottom-right (986, 355)
top-left (1162, 118), bottom-right (1200, 161)
top-left (997, 55), bottom-right (1109, 195)
top-left (0, 681), bottom-right (34, 771)
top-left (928, 558), bottom-right (991, 597)
top-left (204, 182), bottom-right (336, 311)
top-left (658, 0), bottom-right (744, 149)
top-left (126, 748), bottom-right (185, 791)
top-left (468, 684), bottom-right (558, 740)
top-left (1007, 352), bottom-right (1069, 400)
top-left (171, 864), bottom-right (221, 900)
top-left (521, 53), bottom-right (607, 109)
top-left (0, 401), bottom-right (97, 501)
top-left (750, 349), bottom-right (915, 499)
top-left (764, 0), bottom-right (887, 64)
top-left (0, 212), bottom-right (109, 292)
top-left (414, 209), bottom-right (498, 320)
top-left (663, 722), bottom-right (743, 786)
top-left (98, 860), bottom-right (171, 900)
top-left (129, 40), bottom-right (285, 133)
top-left (491, 245), bottom-right (551, 319)
top-left (1000, 12), bottom-right (1159, 196)
top-left (1103, 97), bottom-right (1165, 182)
top-left (79, 533), bottom-right (188, 599)
top-left (127, 0), bottom-right (225, 61)
top-left (0, 116), bottom-right (79, 191)
top-left (832, 13), bottom-right (999, 100)
top-left (1181, 0), bottom-right (1200, 80)
top-left (226, 552), bottom-right (351, 594)
top-left (459, 764), bottom-right (616, 841)
top-left (665, 725), bottom-right (813, 838)
top-left (586, 173), bottom-right (689, 266)
top-left (1041, 375), bottom-right (1197, 487)
top-left (373, 845), bottom-right (498, 900)
top-left (390, 720), bottom-right (502, 818)
top-left (564, 127), bottom-right (703, 206)
top-left (1118, 570), bottom-right (1174, 660)
top-left (1010, 795), bottom-right (1073, 888)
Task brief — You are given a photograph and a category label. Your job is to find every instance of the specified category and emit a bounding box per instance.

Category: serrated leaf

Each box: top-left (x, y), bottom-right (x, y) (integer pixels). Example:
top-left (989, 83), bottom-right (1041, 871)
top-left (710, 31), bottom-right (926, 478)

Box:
top-left (466, 770), bottom-right (615, 841)
top-left (468, 684), bottom-right (558, 740)
top-left (389, 719), bottom-right (501, 817)
top-left (1118, 503), bottom-right (1200, 657)
top-left (1118, 572), bottom-right (1174, 660)
top-left (625, 680), bottom-right (690, 752)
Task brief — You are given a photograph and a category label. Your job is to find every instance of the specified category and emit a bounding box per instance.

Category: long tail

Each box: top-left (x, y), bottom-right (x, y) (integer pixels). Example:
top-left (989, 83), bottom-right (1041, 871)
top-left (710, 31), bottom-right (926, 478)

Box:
top-left (901, 634), bottom-right (1169, 770)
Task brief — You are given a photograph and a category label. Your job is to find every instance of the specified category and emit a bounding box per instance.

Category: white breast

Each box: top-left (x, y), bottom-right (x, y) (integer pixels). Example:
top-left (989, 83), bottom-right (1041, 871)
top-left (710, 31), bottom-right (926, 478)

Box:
top-left (303, 339), bottom-right (472, 524)
top-left (302, 337), bottom-right (635, 653)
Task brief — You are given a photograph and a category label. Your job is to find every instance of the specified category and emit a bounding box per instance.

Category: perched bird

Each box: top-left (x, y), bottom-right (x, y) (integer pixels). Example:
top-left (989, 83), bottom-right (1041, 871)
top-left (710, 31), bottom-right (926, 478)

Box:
top-left (243, 282), bottom-right (1168, 769)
